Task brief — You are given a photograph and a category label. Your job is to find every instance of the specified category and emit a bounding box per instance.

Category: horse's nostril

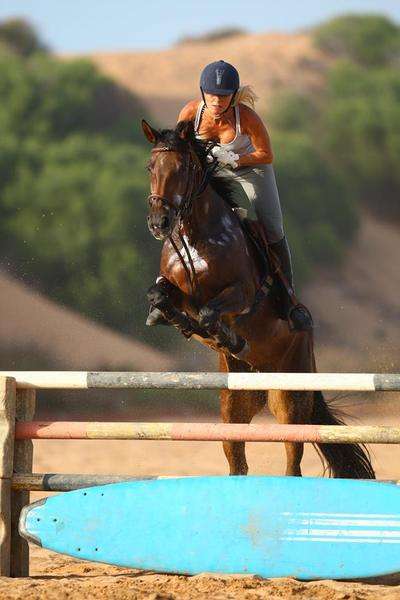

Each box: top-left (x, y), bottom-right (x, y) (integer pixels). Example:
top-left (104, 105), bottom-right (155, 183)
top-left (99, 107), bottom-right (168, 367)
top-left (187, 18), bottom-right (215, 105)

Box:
top-left (161, 216), bottom-right (169, 229)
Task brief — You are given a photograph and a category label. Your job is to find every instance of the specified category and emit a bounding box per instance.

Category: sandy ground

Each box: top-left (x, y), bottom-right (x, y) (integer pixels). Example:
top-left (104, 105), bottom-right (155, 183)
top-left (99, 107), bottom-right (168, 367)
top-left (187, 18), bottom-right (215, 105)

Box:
top-left (1, 394), bottom-right (400, 599)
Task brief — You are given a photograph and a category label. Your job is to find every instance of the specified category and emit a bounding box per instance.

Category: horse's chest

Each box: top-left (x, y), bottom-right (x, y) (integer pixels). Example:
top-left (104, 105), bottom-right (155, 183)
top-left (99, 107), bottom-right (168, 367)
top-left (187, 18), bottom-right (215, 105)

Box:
top-left (167, 243), bottom-right (208, 278)
top-left (163, 232), bottom-right (237, 292)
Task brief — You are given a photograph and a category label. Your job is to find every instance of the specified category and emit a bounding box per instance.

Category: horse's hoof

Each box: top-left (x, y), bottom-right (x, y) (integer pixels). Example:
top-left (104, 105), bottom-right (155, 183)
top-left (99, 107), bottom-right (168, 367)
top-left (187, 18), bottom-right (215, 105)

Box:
top-left (288, 305), bottom-right (314, 332)
top-left (231, 340), bottom-right (250, 361)
top-left (146, 307), bottom-right (169, 327)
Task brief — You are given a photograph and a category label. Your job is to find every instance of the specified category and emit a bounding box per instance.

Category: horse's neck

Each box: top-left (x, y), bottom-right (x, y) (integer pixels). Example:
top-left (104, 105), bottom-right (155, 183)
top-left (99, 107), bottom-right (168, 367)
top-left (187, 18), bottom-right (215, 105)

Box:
top-left (180, 186), bottom-right (230, 244)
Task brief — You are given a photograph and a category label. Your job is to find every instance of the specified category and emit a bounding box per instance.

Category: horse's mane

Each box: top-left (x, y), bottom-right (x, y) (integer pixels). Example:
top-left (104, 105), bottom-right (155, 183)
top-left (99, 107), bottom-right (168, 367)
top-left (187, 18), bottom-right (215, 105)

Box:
top-left (155, 120), bottom-right (235, 203)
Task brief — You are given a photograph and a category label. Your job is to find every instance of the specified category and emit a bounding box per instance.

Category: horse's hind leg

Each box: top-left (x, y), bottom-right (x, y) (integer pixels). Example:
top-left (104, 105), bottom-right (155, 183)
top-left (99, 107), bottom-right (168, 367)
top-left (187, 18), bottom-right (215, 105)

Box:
top-left (220, 354), bottom-right (266, 475)
top-left (268, 390), bottom-right (314, 476)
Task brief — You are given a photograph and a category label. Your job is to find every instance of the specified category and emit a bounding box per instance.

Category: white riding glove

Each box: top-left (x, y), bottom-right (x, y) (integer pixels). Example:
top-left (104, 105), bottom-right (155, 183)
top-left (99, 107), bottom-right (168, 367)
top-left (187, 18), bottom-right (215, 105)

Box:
top-left (208, 145), bottom-right (239, 169)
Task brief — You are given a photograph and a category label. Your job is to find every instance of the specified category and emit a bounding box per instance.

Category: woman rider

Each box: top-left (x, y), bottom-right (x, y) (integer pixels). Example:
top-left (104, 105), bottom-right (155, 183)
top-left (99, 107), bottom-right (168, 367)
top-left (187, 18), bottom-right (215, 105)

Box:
top-left (176, 59), bottom-right (313, 331)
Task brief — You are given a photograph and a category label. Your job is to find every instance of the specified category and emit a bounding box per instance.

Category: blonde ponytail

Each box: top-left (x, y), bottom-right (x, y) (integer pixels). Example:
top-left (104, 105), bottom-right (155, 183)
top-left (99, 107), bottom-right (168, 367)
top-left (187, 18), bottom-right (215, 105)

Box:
top-left (233, 85), bottom-right (259, 108)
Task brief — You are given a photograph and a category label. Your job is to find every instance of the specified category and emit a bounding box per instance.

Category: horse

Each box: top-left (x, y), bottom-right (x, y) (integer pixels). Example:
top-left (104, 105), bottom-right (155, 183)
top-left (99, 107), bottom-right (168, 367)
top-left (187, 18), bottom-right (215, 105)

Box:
top-left (142, 117), bottom-right (375, 479)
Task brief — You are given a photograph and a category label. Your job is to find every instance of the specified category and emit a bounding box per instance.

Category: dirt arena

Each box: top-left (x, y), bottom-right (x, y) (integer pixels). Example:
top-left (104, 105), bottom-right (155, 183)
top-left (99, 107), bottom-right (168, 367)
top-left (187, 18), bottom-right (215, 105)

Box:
top-left (2, 394), bottom-right (400, 599)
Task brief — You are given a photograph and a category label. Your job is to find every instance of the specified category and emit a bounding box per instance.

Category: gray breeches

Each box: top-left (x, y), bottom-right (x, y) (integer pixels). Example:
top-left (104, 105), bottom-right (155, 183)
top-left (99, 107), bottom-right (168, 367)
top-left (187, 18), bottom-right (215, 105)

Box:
top-left (213, 163), bottom-right (284, 243)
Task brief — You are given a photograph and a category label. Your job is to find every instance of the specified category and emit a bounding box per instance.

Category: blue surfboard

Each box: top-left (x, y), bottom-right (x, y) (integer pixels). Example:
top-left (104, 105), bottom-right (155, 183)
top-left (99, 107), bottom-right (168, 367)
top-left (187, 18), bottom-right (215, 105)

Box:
top-left (19, 476), bottom-right (400, 580)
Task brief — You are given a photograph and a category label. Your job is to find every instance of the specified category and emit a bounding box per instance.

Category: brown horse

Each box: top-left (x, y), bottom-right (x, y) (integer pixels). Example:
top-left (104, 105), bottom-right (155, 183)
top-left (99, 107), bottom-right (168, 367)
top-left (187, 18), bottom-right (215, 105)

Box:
top-left (142, 118), bottom-right (375, 479)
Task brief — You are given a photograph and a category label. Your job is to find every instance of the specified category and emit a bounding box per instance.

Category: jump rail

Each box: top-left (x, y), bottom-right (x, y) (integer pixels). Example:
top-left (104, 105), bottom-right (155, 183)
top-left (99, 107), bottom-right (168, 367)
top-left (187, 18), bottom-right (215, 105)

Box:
top-left (14, 421), bottom-right (400, 444)
top-left (0, 371), bottom-right (399, 391)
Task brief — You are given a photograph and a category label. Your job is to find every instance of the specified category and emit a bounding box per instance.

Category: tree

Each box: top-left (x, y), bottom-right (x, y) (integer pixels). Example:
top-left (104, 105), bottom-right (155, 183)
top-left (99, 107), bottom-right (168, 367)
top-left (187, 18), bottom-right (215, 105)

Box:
top-left (0, 18), bottom-right (48, 56)
top-left (273, 130), bottom-right (358, 282)
top-left (320, 61), bottom-right (400, 219)
top-left (0, 134), bottom-right (155, 332)
top-left (314, 14), bottom-right (400, 67)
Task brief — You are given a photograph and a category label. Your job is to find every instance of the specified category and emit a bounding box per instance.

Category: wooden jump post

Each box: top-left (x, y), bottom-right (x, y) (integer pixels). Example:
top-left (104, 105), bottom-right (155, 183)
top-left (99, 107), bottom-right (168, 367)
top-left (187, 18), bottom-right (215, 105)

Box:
top-left (0, 370), bottom-right (399, 577)
top-left (0, 376), bottom-right (35, 577)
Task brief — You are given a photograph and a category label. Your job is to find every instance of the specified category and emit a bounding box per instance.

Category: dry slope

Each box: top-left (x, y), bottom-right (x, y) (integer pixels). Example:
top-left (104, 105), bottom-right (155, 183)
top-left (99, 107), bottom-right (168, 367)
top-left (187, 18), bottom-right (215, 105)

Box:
top-left (78, 31), bottom-right (330, 126)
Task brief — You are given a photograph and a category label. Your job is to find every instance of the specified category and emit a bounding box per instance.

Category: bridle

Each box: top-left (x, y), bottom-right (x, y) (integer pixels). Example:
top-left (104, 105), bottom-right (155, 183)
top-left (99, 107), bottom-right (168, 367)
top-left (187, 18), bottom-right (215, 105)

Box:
top-left (147, 143), bottom-right (214, 305)
top-left (147, 144), bottom-right (209, 217)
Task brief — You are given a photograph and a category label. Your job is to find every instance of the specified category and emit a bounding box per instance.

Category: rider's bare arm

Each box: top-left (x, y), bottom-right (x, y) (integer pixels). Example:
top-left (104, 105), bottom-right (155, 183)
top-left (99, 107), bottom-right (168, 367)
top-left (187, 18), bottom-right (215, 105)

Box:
top-left (236, 105), bottom-right (274, 167)
top-left (177, 100), bottom-right (198, 124)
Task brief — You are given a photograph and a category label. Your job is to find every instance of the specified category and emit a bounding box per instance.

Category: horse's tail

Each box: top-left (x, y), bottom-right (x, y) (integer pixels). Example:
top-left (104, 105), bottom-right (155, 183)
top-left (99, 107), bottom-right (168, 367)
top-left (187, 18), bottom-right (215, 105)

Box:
top-left (311, 390), bottom-right (375, 479)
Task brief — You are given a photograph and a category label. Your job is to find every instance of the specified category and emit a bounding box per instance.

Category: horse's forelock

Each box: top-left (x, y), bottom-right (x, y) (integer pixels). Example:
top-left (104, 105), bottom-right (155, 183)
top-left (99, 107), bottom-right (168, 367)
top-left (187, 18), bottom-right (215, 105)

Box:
top-left (155, 123), bottom-right (217, 173)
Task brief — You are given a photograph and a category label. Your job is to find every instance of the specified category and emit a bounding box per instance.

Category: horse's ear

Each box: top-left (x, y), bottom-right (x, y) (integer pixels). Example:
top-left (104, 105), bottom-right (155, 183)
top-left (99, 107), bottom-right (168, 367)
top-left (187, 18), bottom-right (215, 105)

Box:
top-left (176, 119), bottom-right (194, 141)
top-left (142, 119), bottom-right (160, 144)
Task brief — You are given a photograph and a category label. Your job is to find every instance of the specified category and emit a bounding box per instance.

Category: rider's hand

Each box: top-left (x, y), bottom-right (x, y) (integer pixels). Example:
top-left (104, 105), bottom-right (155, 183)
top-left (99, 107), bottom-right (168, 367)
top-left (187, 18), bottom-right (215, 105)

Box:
top-left (209, 146), bottom-right (239, 169)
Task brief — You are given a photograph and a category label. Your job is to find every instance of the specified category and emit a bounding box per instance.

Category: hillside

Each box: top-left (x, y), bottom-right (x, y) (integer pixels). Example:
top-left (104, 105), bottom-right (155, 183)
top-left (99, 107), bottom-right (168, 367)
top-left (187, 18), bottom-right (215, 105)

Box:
top-left (304, 211), bottom-right (400, 373)
top-left (0, 269), bottom-right (175, 371)
top-left (79, 32), bottom-right (330, 126)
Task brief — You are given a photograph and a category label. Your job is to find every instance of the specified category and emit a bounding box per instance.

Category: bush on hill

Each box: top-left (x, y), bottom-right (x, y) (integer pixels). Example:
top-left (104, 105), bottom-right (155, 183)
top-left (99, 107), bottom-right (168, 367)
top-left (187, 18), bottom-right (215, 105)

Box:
top-left (0, 50), bottom-right (146, 142)
top-left (314, 14), bottom-right (400, 67)
top-left (0, 134), bottom-right (153, 332)
top-left (272, 129), bottom-right (358, 281)
top-left (0, 34), bottom-right (160, 338)
top-left (0, 18), bottom-right (47, 57)
top-left (320, 61), bottom-right (400, 220)
top-left (176, 26), bottom-right (247, 45)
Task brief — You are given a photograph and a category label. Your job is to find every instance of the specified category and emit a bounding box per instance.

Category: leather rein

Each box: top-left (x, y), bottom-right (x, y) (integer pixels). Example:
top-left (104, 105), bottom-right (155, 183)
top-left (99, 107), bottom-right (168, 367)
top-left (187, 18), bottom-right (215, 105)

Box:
top-left (147, 144), bottom-right (212, 306)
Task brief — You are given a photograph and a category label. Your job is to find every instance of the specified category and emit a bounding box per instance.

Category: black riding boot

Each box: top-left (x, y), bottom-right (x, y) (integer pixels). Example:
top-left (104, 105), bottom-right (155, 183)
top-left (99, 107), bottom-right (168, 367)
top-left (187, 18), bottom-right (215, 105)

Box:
top-left (269, 236), bottom-right (313, 331)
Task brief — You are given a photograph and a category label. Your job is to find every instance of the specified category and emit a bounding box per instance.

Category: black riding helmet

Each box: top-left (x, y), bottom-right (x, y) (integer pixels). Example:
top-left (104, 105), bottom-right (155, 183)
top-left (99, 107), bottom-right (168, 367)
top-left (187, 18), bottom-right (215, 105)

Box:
top-left (200, 60), bottom-right (239, 113)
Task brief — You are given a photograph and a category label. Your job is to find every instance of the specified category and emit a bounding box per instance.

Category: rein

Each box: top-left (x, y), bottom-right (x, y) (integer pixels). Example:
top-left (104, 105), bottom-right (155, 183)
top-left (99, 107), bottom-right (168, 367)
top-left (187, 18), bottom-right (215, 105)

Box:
top-left (147, 144), bottom-right (213, 306)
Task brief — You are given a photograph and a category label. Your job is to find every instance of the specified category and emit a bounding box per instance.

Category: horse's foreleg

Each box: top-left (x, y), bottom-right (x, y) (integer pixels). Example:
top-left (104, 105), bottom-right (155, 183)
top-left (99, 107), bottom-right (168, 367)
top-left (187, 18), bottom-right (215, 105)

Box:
top-left (268, 390), bottom-right (314, 476)
top-left (198, 284), bottom-right (250, 359)
top-left (147, 280), bottom-right (206, 339)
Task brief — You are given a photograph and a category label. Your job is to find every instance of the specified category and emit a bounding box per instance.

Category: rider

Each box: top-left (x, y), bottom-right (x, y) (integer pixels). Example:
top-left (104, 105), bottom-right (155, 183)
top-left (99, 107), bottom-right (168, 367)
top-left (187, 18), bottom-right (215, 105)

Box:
top-left (180, 59), bottom-right (313, 331)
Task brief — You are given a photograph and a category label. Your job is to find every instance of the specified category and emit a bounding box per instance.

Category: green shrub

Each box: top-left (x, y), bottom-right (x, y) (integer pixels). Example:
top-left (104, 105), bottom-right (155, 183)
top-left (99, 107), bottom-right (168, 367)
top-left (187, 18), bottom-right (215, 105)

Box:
top-left (0, 18), bottom-right (47, 57)
top-left (314, 14), bottom-right (400, 67)
top-left (0, 135), bottom-right (154, 332)
top-left (268, 92), bottom-right (318, 134)
top-left (273, 130), bottom-right (358, 282)
top-left (320, 61), bottom-right (400, 218)
top-left (0, 50), bottom-right (147, 142)
top-left (176, 26), bottom-right (247, 45)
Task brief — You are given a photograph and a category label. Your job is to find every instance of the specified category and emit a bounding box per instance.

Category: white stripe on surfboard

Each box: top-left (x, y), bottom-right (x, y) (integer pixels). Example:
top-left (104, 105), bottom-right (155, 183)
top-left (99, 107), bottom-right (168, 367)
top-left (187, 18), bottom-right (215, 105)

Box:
top-left (283, 536), bottom-right (400, 544)
top-left (287, 518), bottom-right (400, 528)
top-left (285, 528), bottom-right (400, 538)
top-left (282, 511), bottom-right (400, 519)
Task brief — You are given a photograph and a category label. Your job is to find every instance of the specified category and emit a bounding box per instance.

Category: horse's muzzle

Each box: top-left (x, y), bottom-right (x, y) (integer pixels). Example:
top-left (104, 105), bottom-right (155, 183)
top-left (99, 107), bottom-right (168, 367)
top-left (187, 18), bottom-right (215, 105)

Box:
top-left (147, 211), bottom-right (176, 241)
top-left (147, 215), bottom-right (172, 240)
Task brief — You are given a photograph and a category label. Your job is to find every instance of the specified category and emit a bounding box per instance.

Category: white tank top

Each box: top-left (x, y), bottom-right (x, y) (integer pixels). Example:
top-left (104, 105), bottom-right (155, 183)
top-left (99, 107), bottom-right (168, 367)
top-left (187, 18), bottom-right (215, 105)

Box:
top-left (194, 101), bottom-right (255, 156)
